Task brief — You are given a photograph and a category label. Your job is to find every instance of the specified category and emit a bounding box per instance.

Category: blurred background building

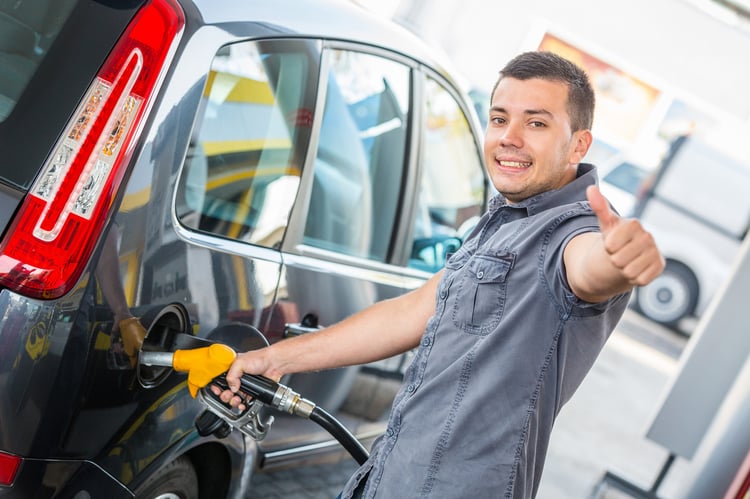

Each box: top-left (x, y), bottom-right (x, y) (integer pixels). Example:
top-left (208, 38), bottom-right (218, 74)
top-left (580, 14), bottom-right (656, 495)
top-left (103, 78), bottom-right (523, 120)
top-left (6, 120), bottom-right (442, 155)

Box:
top-left (353, 0), bottom-right (750, 167)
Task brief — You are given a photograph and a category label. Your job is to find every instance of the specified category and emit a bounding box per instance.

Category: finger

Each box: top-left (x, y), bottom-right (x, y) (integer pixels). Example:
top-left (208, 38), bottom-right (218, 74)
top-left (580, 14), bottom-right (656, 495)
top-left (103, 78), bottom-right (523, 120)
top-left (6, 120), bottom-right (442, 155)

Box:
top-left (212, 388), bottom-right (246, 411)
top-left (586, 185), bottom-right (619, 234)
top-left (233, 397), bottom-right (247, 412)
top-left (620, 246), bottom-right (665, 286)
top-left (226, 363), bottom-right (245, 393)
top-left (605, 221), bottom-right (657, 265)
top-left (600, 219), bottom-right (642, 257)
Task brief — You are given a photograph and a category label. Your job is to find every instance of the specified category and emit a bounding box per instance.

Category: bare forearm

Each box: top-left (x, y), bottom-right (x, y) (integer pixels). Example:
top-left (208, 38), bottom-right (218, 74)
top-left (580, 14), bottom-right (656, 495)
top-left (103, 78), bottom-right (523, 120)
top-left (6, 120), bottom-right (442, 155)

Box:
top-left (568, 234), bottom-right (633, 302)
top-left (248, 272), bottom-right (441, 380)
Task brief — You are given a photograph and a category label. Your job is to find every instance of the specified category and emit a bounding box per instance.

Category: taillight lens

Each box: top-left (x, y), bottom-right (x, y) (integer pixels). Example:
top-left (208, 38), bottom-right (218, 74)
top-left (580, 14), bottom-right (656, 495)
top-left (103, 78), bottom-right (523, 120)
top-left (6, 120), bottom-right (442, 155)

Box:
top-left (0, 451), bottom-right (22, 486)
top-left (0, 0), bottom-right (184, 299)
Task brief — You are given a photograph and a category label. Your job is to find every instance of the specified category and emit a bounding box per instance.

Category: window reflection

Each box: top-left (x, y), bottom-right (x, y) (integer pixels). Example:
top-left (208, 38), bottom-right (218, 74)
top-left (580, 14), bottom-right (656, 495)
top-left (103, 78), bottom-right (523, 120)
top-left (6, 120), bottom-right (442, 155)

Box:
top-left (177, 40), bottom-right (317, 249)
top-left (303, 50), bottom-right (410, 262)
top-left (410, 77), bottom-right (486, 272)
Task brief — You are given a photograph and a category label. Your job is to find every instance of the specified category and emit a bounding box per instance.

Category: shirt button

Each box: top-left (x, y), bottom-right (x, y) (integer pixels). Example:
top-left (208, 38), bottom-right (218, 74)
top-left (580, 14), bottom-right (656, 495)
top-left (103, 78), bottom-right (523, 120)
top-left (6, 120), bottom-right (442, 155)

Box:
top-left (407, 384), bottom-right (415, 393)
top-left (476, 270), bottom-right (484, 279)
top-left (439, 289), bottom-right (447, 299)
top-left (386, 428), bottom-right (395, 437)
top-left (422, 336), bottom-right (431, 347)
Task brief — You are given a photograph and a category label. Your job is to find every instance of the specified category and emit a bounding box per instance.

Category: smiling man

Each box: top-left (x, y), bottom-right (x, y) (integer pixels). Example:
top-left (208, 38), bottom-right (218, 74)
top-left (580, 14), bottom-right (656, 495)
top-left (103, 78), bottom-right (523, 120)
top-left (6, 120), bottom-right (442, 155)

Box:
top-left (216, 51), bottom-right (665, 498)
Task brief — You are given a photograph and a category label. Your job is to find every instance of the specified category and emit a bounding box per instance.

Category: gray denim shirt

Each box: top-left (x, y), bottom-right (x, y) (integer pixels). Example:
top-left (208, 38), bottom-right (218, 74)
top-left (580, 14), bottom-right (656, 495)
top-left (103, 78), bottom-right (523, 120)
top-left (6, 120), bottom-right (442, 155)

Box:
top-left (341, 164), bottom-right (631, 498)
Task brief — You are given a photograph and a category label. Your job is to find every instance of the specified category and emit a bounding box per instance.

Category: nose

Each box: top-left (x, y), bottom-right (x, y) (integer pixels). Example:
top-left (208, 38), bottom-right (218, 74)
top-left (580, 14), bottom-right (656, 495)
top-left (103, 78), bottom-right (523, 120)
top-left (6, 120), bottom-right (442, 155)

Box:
top-left (497, 122), bottom-right (523, 148)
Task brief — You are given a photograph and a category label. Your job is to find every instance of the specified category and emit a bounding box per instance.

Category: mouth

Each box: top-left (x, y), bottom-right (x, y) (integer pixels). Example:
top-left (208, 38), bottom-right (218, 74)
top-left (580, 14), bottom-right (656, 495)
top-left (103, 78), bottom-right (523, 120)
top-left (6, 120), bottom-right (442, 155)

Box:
top-left (496, 159), bottom-right (532, 169)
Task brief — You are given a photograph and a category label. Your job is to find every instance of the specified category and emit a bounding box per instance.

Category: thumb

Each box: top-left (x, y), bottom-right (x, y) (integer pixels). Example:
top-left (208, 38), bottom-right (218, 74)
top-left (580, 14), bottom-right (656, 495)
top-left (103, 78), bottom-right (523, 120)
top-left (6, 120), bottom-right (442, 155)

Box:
top-left (226, 363), bottom-right (245, 393)
top-left (586, 185), bottom-right (619, 234)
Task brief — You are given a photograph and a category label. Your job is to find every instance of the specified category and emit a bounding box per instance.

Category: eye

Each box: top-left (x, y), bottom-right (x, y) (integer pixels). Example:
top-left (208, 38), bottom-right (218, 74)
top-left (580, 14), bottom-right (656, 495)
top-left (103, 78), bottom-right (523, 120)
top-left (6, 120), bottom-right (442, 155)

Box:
top-left (490, 116), bottom-right (506, 125)
top-left (529, 120), bottom-right (546, 128)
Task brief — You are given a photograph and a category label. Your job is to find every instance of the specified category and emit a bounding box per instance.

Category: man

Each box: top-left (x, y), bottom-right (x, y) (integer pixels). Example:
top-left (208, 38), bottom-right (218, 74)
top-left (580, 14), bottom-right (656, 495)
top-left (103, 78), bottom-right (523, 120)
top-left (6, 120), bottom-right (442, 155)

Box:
top-left (214, 51), bottom-right (665, 498)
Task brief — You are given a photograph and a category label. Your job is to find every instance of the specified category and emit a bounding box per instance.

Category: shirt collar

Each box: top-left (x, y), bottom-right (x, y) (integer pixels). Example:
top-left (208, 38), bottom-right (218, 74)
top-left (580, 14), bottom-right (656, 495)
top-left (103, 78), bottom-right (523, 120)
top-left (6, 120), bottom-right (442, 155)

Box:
top-left (488, 163), bottom-right (598, 216)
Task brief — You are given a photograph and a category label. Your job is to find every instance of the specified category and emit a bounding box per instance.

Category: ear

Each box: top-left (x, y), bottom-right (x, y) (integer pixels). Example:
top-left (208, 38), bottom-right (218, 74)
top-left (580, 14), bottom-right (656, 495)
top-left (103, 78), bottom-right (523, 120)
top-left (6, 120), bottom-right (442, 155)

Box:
top-left (569, 129), bottom-right (593, 164)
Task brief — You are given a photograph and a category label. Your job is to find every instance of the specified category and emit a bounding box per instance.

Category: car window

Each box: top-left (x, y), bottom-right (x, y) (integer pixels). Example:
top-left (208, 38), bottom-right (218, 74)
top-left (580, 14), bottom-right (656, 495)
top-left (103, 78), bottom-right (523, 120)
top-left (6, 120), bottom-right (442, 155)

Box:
top-left (410, 76), bottom-right (485, 272)
top-left (602, 162), bottom-right (649, 194)
top-left (0, 0), bottom-right (77, 122)
top-left (303, 49), bottom-right (410, 262)
top-left (176, 39), bottom-right (319, 248)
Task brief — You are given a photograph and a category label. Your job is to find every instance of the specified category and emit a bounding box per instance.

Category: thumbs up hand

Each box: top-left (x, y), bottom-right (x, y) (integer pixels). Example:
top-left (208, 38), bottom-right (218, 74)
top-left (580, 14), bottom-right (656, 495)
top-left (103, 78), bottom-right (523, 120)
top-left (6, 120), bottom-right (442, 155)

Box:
top-left (565, 186), bottom-right (665, 303)
top-left (587, 185), bottom-right (664, 287)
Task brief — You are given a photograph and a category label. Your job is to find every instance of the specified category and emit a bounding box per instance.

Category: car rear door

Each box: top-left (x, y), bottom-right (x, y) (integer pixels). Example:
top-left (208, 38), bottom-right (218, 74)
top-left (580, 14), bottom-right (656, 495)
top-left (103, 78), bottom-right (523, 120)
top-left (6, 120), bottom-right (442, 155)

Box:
top-left (263, 41), bottom-right (487, 454)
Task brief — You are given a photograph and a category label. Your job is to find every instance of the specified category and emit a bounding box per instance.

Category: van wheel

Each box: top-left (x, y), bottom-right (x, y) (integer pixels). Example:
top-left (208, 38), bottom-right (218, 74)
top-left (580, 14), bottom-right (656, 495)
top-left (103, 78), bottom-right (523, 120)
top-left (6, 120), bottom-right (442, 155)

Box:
top-left (134, 456), bottom-right (198, 499)
top-left (633, 260), bottom-right (698, 329)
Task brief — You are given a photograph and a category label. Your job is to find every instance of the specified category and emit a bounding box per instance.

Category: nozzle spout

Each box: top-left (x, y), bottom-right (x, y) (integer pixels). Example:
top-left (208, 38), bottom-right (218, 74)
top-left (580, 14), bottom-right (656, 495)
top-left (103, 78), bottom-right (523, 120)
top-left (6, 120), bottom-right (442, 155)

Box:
top-left (139, 350), bottom-right (175, 367)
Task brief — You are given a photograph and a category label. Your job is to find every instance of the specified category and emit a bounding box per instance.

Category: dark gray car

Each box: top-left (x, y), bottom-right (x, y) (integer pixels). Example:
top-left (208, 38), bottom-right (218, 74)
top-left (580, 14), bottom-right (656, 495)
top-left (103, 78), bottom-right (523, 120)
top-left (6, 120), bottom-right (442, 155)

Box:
top-left (0, 0), bottom-right (487, 497)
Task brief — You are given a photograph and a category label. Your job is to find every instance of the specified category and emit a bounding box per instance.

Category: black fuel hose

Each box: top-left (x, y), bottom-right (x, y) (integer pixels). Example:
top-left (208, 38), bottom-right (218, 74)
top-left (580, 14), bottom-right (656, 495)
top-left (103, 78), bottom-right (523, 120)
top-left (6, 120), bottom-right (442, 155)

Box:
top-left (233, 373), bottom-right (370, 465)
top-left (309, 405), bottom-right (369, 465)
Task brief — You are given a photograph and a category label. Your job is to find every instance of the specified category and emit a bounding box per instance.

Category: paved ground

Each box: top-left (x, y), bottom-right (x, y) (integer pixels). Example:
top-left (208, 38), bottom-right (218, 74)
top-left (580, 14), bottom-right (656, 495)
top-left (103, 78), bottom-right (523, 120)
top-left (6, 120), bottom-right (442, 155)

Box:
top-left (246, 459), bottom-right (360, 499)
top-left (244, 309), bottom-right (692, 498)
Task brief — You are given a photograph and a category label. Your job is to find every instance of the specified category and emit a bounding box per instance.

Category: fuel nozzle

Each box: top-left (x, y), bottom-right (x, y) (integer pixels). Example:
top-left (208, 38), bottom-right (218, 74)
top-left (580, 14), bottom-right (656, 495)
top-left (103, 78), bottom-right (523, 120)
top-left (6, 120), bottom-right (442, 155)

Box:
top-left (139, 344), bottom-right (274, 440)
top-left (139, 344), bottom-right (369, 465)
top-left (140, 344), bottom-right (316, 417)
top-left (140, 343), bottom-right (236, 397)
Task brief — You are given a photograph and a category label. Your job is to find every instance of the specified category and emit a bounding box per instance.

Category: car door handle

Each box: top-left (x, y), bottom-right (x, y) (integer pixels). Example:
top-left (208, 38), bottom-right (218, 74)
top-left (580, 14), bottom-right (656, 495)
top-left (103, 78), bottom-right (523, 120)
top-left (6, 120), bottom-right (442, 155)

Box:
top-left (283, 323), bottom-right (322, 338)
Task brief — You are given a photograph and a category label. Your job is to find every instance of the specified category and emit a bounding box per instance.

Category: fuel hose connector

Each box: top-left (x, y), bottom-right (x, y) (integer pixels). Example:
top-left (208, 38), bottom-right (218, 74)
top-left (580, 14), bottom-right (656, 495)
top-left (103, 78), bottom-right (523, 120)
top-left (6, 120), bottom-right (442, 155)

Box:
top-left (238, 375), bottom-right (316, 418)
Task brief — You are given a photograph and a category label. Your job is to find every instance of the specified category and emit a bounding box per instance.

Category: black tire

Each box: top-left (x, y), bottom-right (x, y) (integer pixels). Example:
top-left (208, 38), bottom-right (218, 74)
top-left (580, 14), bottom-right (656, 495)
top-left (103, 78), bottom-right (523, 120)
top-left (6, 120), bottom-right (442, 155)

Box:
top-left (633, 260), bottom-right (699, 329)
top-left (134, 455), bottom-right (199, 499)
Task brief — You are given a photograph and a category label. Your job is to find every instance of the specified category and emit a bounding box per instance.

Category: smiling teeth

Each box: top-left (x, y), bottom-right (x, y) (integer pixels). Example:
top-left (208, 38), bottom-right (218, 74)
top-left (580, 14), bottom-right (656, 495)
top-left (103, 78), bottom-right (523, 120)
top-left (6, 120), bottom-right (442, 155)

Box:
top-left (499, 160), bottom-right (530, 168)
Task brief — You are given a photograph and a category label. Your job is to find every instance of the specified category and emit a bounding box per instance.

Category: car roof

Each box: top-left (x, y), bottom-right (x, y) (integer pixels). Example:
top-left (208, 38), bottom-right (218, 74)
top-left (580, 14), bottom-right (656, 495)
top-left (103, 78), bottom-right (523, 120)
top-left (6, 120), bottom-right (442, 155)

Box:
top-left (192, 0), bottom-right (466, 90)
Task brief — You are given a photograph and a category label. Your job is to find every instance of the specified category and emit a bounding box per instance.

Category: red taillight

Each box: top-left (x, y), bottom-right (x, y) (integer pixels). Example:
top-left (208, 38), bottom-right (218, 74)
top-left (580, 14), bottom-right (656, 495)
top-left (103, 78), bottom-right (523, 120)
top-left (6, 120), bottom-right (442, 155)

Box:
top-left (0, 451), bottom-right (22, 486)
top-left (0, 0), bottom-right (184, 299)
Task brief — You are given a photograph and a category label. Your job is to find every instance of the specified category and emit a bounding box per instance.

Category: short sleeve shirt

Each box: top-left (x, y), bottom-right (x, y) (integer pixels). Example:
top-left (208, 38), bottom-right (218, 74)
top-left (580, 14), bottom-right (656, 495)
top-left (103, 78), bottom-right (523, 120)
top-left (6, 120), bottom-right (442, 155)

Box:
top-left (341, 164), bottom-right (631, 498)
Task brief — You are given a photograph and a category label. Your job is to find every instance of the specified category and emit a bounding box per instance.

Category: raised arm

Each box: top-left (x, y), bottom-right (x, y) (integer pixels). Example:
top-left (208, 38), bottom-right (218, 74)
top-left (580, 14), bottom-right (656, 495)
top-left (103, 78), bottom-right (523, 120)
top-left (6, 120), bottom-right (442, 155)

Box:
top-left (220, 270), bottom-right (443, 397)
top-left (564, 185), bottom-right (665, 303)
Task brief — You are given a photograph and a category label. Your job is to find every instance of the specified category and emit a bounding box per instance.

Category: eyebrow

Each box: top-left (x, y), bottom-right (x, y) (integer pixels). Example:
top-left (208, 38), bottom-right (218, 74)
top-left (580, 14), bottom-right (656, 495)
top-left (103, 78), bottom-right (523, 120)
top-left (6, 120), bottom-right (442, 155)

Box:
top-left (490, 106), bottom-right (554, 119)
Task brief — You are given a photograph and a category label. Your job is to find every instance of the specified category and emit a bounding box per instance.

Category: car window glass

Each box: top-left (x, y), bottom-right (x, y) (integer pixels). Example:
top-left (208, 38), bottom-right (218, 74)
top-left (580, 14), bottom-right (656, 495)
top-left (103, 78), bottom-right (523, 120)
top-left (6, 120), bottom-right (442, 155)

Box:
top-left (0, 0), bottom-right (77, 122)
top-left (303, 50), bottom-right (410, 262)
top-left (176, 40), bottom-right (318, 248)
top-left (603, 162), bottom-right (649, 194)
top-left (410, 76), bottom-right (485, 272)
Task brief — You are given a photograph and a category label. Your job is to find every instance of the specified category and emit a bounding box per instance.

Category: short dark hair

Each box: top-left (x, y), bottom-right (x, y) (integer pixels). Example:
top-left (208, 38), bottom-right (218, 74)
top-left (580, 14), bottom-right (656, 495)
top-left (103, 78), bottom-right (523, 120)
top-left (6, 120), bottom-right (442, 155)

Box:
top-left (491, 51), bottom-right (595, 132)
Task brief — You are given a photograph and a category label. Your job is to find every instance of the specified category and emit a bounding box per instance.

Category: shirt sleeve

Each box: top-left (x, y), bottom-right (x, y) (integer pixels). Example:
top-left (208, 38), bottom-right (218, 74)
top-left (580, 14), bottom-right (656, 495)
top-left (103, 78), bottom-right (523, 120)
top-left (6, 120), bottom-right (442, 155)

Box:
top-left (543, 208), bottom-right (609, 311)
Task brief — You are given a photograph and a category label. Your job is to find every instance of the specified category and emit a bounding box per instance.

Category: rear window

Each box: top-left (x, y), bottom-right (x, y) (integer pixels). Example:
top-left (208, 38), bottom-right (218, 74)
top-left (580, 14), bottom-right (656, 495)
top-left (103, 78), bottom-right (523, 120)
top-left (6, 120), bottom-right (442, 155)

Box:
top-left (0, 0), bottom-right (77, 121)
top-left (0, 0), bottom-right (141, 189)
top-left (176, 39), bottom-right (320, 249)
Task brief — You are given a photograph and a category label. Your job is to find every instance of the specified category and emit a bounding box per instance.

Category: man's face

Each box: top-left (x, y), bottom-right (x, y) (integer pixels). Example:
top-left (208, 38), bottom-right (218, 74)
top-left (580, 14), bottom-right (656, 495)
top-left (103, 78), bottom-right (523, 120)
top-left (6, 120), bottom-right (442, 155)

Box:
top-left (483, 77), bottom-right (591, 203)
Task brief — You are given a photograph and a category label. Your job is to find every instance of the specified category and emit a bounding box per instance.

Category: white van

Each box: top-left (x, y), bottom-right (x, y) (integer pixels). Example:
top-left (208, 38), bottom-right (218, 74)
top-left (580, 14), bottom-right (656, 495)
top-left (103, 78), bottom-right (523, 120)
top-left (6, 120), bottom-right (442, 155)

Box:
top-left (599, 158), bottom-right (652, 217)
top-left (630, 135), bottom-right (750, 331)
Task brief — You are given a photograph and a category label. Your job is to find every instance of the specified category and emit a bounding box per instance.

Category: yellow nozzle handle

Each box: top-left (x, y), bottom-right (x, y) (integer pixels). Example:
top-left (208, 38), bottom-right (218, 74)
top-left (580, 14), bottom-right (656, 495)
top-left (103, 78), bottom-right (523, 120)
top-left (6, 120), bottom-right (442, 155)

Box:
top-left (173, 344), bottom-right (237, 397)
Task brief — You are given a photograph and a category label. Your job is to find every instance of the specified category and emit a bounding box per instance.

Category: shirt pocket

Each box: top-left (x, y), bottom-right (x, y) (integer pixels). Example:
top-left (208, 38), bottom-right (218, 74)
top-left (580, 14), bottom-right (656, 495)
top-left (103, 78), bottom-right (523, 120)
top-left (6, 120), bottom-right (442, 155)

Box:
top-left (450, 253), bottom-right (515, 336)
